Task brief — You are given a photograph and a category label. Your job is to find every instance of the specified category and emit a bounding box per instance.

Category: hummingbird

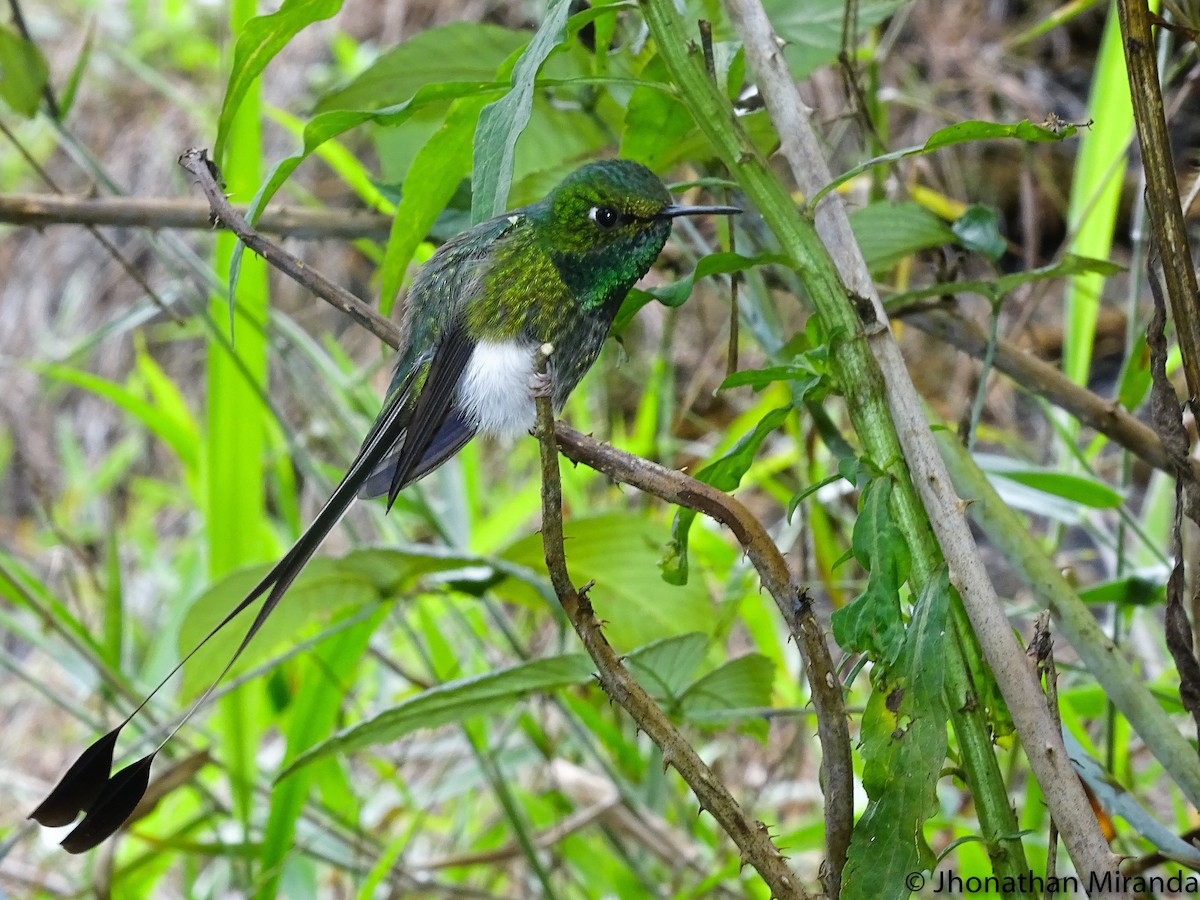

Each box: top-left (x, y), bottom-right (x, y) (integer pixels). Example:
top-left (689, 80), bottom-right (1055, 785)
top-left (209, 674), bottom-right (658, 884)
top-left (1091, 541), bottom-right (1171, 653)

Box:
top-left (30, 158), bottom-right (740, 852)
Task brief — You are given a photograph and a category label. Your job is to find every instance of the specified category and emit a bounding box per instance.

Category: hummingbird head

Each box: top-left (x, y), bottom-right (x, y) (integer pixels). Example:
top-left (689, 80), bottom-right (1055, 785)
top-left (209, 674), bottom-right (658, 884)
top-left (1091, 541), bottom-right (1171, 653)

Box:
top-left (533, 159), bottom-right (739, 313)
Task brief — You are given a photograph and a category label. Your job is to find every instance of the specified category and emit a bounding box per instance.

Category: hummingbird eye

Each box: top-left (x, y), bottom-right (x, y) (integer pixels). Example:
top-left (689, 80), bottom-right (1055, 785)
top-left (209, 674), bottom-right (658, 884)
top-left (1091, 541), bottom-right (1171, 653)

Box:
top-left (588, 205), bottom-right (621, 230)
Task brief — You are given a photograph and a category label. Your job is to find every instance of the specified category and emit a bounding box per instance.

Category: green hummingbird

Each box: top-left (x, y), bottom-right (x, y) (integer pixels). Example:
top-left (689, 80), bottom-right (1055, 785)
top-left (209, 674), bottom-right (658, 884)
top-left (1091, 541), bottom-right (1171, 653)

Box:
top-left (30, 158), bottom-right (740, 852)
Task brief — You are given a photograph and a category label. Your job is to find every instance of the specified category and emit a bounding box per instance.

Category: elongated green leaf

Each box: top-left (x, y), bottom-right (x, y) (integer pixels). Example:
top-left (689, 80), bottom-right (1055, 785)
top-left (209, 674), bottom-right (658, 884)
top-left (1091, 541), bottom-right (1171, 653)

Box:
top-left (830, 478), bottom-right (910, 665)
top-left (280, 654), bottom-right (596, 777)
top-left (976, 454), bottom-right (1125, 509)
top-left (841, 568), bottom-right (950, 899)
top-left (0, 25), bottom-right (49, 117)
top-left (471, 0), bottom-right (572, 221)
top-left (615, 252), bottom-right (787, 332)
top-left (258, 609), bottom-right (383, 899)
top-left (315, 23), bottom-right (529, 113)
top-left (884, 253), bottom-right (1123, 309)
top-left (35, 362), bottom-right (199, 471)
top-left (379, 96), bottom-right (485, 317)
top-left (214, 0), bottom-right (342, 163)
top-left (817, 118), bottom-right (1079, 204)
top-left (661, 407), bottom-right (791, 585)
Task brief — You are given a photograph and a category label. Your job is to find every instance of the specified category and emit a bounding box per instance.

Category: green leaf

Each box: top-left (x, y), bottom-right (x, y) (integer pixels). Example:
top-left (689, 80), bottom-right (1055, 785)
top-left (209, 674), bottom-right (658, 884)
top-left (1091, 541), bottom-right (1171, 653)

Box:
top-left (0, 25), bottom-right (49, 117)
top-left (884, 253), bottom-right (1123, 309)
top-left (178, 558), bottom-right (378, 696)
top-left (661, 407), bottom-right (792, 585)
top-left (841, 568), bottom-right (951, 899)
top-left (214, 0), bottom-right (342, 164)
top-left (762, 0), bottom-right (907, 80)
top-left (471, 0), bottom-right (572, 221)
top-left (817, 118), bottom-right (1079, 205)
top-left (678, 654), bottom-right (774, 729)
top-left (1077, 575), bottom-right (1164, 607)
top-left (977, 455), bottom-right (1125, 509)
top-left (502, 515), bottom-right (716, 649)
top-left (848, 201), bottom-right (956, 273)
top-left (620, 55), bottom-right (693, 170)
top-left (315, 23), bottom-right (529, 113)
top-left (280, 654), bottom-right (596, 778)
top-left (950, 205), bottom-right (1006, 262)
top-left (625, 632), bottom-right (709, 701)
top-left (378, 96), bottom-right (485, 316)
top-left (924, 118), bottom-right (1077, 150)
top-left (615, 252), bottom-right (786, 333)
top-left (830, 478), bottom-right (910, 665)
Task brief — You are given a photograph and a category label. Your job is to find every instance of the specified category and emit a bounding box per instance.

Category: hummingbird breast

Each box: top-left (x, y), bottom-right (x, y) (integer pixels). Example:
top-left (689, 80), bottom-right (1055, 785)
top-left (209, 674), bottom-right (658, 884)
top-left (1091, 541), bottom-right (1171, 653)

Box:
top-left (456, 339), bottom-right (540, 438)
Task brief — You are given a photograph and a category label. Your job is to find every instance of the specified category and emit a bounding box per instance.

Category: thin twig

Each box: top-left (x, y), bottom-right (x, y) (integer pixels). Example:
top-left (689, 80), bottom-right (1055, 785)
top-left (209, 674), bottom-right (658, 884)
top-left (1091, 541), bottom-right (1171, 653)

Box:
top-left (901, 305), bottom-right (1200, 482)
top-left (0, 192), bottom-right (392, 239)
top-left (177, 149), bottom-right (402, 347)
top-left (532, 346), bottom-right (807, 900)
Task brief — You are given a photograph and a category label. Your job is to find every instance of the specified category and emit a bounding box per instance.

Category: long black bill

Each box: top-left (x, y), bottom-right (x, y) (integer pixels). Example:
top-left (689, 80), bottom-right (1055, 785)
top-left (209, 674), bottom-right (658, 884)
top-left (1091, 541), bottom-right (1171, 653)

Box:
top-left (659, 203), bottom-right (742, 218)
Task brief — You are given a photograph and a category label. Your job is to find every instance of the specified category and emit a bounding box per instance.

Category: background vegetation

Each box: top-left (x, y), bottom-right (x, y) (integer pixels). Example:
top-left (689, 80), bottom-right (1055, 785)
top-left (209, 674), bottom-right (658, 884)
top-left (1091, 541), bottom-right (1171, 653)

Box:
top-left (1, 0), bottom-right (1198, 897)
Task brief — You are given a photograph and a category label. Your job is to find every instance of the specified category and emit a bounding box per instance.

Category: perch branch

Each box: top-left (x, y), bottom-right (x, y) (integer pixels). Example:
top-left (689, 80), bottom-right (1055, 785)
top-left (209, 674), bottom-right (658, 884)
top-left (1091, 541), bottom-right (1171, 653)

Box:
top-left (532, 346), bottom-right (807, 900)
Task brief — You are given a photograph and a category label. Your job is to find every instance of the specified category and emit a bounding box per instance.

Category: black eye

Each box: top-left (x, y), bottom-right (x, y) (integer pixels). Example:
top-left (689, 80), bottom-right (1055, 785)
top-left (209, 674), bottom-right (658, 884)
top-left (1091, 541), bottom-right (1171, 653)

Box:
top-left (589, 205), bottom-right (620, 230)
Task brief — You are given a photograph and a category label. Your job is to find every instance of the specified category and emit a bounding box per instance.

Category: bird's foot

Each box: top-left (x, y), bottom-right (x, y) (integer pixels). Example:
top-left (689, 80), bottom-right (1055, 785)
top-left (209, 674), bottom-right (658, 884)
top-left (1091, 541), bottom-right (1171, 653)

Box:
top-left (529, 370), bottom-right (553, 399)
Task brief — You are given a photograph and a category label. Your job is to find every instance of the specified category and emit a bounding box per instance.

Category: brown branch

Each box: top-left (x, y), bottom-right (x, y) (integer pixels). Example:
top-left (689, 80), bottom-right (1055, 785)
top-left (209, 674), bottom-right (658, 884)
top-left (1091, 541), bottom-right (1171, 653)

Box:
top-left (552, 423), bottom-right (852, 889)
top-left (0, 192), bottom-right (393, 240)
top-left (532, 346), bottom-right (808, 899)
top-left (177, 149), bottom-right (402, 347)
top-left (902, 305), bottom-right (1200, 481)
top-left (1118, 0), bottom-right (1200, 417)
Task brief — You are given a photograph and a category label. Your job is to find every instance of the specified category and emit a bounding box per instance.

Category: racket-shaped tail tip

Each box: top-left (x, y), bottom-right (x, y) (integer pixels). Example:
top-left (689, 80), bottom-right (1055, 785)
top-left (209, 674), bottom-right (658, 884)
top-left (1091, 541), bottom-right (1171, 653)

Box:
top-left (29, 727), bottom-right (123, 828)
top-left (60, 753), bottom-right (156, 854)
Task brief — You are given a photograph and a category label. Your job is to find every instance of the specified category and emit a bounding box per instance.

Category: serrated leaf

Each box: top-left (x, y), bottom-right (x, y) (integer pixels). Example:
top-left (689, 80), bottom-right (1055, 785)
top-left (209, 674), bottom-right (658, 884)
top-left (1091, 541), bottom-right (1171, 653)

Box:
top-left (841, 567), bottom-right (951, 899)
top-left (280, 654), bottom-right (596, 778)
top-left (625, 632), bottom-right (709, 701)
top-left (951, 205), bottom-right (1007, 262)
top-left (471, 0), bottom-right (572, 221)
top-left (830, 478), bottom-right (910, 665)
top-left (214, 0), bottom-right (342, 164)
top-left (0, 25), bottom-right (49, 118)
top-left (661, 407), bottom-right (791, 585)
top-left (848, 201), bottom-right (956, 273)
